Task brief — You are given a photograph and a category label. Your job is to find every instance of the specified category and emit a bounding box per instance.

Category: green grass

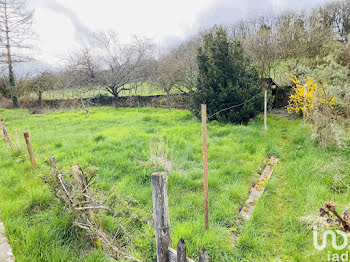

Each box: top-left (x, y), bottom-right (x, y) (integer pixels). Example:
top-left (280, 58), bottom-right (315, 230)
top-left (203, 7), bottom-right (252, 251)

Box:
top-left (0, 107), bottom-right (349, 261)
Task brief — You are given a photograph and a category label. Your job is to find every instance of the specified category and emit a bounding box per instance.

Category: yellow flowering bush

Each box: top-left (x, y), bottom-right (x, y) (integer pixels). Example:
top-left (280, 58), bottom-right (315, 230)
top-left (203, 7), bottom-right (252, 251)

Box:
top-left (286, 76), bottom-right (347, 147)
top-left (286, 76), bottom-right (336, 116)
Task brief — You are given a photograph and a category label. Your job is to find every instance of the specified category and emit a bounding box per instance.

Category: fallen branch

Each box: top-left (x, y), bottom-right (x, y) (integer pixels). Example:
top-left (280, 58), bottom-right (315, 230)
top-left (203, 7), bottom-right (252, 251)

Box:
top-left (74, 206), bottom-right (110, 211)
top-left (57, 173), bottom-right (74, 206)
top-left (48, 157), bottom-right (143, 262)
top-left (320, 200), bottom-right (350, 232)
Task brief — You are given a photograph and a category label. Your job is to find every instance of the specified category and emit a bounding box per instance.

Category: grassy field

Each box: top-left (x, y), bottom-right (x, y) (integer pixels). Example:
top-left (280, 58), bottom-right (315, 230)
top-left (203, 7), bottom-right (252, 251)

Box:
top-left (27, 83), bottom-right (183, 100)
top-left (0, 107), bottom-right (349, 261)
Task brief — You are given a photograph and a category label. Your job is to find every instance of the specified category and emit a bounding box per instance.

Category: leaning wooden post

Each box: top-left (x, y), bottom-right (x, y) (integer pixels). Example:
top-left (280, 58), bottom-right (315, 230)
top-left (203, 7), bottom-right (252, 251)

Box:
top-left (303, 83), bottom-right (307, 125)
top-left (264, 85), bottom-right (268, 130)
top-left (49, 156), bottom-right (56, 171)
top-left (177, 238), bottom-right (186, 262)
top-left (1, 119), bottom-right (13, 147)
top-left (198, 248), bottom-right (209, 262)
top-left (23, 132), bottom-right (36, 169)
top-left (152, 172), bottom-right (171, 262)
top-left (201, 104), bottom-right (209, 232)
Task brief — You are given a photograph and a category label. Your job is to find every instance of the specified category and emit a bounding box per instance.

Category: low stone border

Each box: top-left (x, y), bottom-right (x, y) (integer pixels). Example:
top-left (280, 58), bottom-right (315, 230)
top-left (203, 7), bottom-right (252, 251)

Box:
top-left (0, 220), bottom-right (14, 262)
top-left (232, 156), bottom-right (279, 244)
top-left (240, 156), bottom-right (279, 220)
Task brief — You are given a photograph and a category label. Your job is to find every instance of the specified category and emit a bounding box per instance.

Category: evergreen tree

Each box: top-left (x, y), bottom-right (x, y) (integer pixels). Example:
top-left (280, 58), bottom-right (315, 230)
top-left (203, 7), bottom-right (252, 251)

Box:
top-left (191, 26), bottom-right (263, 124)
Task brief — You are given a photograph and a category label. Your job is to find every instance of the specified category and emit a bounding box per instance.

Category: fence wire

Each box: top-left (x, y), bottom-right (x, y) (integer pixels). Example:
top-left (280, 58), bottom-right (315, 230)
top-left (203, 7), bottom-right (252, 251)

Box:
top-left (207, 92), bottom-right (262, 120)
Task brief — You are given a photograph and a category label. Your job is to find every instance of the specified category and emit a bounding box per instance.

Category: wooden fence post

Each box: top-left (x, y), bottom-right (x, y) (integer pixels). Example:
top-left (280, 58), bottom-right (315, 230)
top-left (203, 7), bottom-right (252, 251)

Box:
top-left (23, 132), bottom-right (36, 169)
top-left (201, 104), bottom-right (209, 232)
top-left (177, 238), bottom-right (186, 262)
top-left (264, 85), bottom-right (268, 130)
top-left (303, 83), bottom-right (307, 125)
top-left (1, 119), bottom-right (13, 147)
top-left (49, 156), bottom-right (56, 171)
top-left (198, 248), bottom-right (209, 262)
top-left (152, 172), bottom-right (171, 262)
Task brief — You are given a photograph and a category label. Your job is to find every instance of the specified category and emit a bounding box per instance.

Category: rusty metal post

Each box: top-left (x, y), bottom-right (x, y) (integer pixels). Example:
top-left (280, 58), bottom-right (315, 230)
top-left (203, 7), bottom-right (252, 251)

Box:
top-left (23, 132), bottom-right (36, 169)
top-left (303, 83), bottom-right (307, 125)
top-left (201, 104), bottom-right (209, 231)
top-left (264, 85), bottom-right (268, 130)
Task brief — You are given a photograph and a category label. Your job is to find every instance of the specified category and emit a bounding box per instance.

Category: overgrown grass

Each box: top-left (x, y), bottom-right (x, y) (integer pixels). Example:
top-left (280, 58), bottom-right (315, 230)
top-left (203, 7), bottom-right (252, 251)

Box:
top-left (0, 107), bottom-right (348, 261)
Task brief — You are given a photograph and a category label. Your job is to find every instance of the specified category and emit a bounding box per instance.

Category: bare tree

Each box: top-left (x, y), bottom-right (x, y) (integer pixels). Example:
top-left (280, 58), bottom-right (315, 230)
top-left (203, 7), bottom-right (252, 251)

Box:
top-left (175, 38), bottom-right (199, 93)
top-left (151, 49), bottom-right (185, 109)
top-left (26, 71), bottom-right (58, 107)
top-left (150, 38), bottom-right (199, 109)
top-left (322, 0), bottom-right (350, 42)
top-left (0, 0), bottom-right (34, 108)
top-left (243, 26), bottom-right (278, 78)
top-left (66, 42), bottom-right (100, 86)
top-left (69, 32), bottom-right (153, 106)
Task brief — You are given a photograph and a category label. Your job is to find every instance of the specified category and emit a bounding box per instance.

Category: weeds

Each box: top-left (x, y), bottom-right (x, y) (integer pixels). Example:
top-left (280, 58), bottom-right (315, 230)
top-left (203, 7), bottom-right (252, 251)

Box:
top-left (149, 136), bottom-right (173, 173)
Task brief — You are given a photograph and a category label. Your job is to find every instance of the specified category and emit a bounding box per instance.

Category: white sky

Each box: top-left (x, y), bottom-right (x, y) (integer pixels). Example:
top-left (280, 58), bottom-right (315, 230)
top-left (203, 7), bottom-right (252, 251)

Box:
top-left (28, 0), bottom-right (327, 66)
top-left (29, 0), bottom-right (212, 65)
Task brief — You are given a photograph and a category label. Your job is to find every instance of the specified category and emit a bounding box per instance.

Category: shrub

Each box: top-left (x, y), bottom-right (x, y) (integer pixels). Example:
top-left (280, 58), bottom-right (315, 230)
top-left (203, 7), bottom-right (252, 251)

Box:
top-left (287, 76), bottom-right (336, 116)
top-left (191, 26), bottom-right (263, 124)
top-left (0, 77), bottom-right (11, 98)
top-left (287, 76), bottom-right (350, 147)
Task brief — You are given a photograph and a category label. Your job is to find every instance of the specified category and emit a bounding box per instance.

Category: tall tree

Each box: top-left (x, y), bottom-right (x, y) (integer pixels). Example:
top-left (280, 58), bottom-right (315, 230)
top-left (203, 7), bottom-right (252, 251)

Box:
top-left (243, 26), bottom-right (278, 78)
top-left (175, 38), bottom-right (199, 93)
top-left (151, 38), bottom-right (198, 109)
top-left (151, 49), bottom-right (183, 109)
top-left (322, 0), bottom-right (350, 42)
top-left (0, 0), bottom-right (34, 108)
top-left (191, 26), bottom-right (263, 124)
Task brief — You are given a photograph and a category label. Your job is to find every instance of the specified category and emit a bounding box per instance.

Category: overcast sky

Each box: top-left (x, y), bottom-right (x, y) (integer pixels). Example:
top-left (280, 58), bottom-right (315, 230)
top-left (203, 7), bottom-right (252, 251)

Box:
top-left (28, 0), bottom-right (328, 67)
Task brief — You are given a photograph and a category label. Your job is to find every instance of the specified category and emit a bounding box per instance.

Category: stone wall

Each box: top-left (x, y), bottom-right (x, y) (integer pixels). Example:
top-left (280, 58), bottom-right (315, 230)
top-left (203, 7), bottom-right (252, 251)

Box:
top-left (14, 94), bottom-right (190, 110)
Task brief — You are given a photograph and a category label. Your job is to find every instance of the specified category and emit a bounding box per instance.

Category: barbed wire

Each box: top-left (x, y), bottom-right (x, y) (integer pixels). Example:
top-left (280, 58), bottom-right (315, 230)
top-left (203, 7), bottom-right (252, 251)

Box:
top-left (207, 92), bottom-right (262, 120)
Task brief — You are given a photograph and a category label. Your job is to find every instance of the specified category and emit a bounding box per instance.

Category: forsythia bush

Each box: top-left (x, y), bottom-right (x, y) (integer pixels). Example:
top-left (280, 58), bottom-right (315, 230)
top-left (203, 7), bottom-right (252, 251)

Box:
top-left (287, 76), bottom-right (336, 116)
top-left (287, 76), bottom-right (350, 148)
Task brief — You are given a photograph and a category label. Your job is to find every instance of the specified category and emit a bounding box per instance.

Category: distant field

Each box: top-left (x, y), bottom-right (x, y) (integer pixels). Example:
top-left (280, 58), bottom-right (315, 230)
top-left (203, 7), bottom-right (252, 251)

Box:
top-left (26, 83), bottom-right (184, 100)
top-left (0, 108), bottom-right (349, 261)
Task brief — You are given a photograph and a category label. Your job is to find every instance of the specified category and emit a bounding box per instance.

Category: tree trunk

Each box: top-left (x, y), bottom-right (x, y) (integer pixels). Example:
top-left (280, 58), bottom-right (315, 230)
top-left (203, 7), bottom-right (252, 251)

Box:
top-left (113, 94), bottom-right (119, 107)
top-left (38, 90), bottom-right (42, 107)
top-left (166, 91), bottom-right (171, 110)
top-left (264, 86), bottom-right (268, 130)
top-left (4, 1), bottom-right (17, 108)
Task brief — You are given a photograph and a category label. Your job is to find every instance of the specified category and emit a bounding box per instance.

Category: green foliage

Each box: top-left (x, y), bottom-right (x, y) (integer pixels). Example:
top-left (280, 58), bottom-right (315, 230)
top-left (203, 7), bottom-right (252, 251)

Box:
top-left (279, 55), bottom-right (350, 147)
top-left (191, 26), bottom-right (263, 124)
